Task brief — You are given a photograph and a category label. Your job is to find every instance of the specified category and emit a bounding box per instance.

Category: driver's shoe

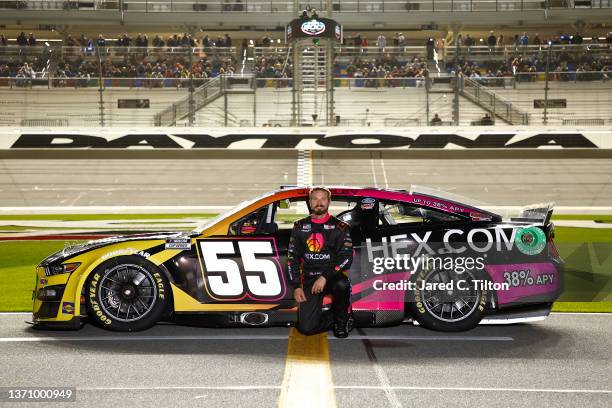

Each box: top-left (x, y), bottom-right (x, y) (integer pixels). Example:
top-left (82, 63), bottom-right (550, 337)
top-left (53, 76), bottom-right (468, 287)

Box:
top-left (333, 315), bottom-right (354, 338)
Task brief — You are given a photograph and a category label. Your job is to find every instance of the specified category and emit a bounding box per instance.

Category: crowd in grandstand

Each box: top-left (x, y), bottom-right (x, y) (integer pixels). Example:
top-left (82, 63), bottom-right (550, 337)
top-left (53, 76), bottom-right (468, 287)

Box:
top-left (1, 32), bottom-right (238, 49)
top-left (3, 30), bottom-right (611, 50)
top-left (336, 56), bottom-right (427, 86)
top-left (253, 55), bottom-right (291, 80)
top-left (0, 32), bottom-right (239, 86)
top-left (452, 50), bottom-right (612, 82)
top-left (50, 52), bottom-right (237, 87)
top-left (1, 30), bottom-right (612, 86)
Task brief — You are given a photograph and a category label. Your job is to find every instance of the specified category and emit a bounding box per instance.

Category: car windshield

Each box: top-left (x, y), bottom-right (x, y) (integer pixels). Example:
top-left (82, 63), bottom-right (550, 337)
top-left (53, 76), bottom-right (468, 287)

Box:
top-left (191, 190), bottom-right (276, 235)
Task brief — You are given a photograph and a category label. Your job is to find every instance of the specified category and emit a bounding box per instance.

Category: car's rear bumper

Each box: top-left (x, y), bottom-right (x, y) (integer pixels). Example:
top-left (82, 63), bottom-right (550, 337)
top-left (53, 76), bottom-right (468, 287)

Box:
top-left (480, 303), bottom-right (553, 324)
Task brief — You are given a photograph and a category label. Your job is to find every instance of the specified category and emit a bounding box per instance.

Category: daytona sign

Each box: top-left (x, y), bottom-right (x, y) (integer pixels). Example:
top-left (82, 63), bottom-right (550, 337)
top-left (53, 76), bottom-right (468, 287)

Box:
top-left (0, 129), bottom-right (609, 149)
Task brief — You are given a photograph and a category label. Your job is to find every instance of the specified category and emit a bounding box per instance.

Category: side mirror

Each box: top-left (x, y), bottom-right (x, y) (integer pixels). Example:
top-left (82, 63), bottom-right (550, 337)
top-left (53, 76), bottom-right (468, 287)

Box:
top-left (279, 199), bottom-right (291, 209)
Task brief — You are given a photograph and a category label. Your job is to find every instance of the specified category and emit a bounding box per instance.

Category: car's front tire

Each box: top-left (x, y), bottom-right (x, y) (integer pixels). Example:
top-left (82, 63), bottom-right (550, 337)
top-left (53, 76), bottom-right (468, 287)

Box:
top-left (407, 267), bottom-right (488, 332)
top-left (85, 256), bottom-right (170, 332)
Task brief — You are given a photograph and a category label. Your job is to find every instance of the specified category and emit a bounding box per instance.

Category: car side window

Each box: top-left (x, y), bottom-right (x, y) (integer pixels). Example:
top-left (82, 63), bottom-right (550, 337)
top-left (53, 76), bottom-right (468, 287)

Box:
top-left (379, 201), bottom-right (463, 225)
top-left (229, 204), bottom-right (276, 236)
top-left (273, 198), bottom-right (311, 230)
top-left (272, 197), bottom-right (360, 229)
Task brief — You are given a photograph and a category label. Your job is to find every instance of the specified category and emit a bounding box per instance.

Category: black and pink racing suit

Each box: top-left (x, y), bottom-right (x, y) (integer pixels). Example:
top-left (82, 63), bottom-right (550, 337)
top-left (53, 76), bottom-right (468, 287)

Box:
top-left (287, 213), bottom-right (353, 335)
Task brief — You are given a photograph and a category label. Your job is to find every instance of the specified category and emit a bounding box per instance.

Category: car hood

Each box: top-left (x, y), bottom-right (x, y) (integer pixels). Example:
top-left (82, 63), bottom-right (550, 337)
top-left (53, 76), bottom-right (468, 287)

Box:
top-left (39, 231), bottom-right (188, 266)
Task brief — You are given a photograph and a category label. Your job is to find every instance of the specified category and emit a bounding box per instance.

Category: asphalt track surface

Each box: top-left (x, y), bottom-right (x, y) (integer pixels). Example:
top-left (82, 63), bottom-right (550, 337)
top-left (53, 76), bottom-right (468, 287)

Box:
top-left (0, 313), bottom-right (610, 407)
top-left (1, 152), bottom-right (612, 207)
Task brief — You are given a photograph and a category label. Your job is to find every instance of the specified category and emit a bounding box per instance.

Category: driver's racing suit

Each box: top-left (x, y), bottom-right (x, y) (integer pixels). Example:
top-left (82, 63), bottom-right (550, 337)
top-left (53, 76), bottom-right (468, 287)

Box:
top-left (287, 212), bottom-right (353, 335)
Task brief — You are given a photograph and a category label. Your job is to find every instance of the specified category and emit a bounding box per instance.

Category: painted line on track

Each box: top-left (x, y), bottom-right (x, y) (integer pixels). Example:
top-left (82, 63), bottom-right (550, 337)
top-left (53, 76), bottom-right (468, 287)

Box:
top-left (358, 328), bottom-right (402, 408)
top-left (278, 328), bottom-right (336, 408)
top-left (550, 312), bottom-right (612, 315)
top-left (0, 335), bottom-right (513, 343)
top-left (68, 385), bottom-right (612, 394)
top-left (0, 206), bottom-right (233, 215)
top-left (1, 311), bottom-right (608, 316)
top-left (334, 385), bottom-right (612, 394)
top-left (80, 386), bottom-right (282, 391)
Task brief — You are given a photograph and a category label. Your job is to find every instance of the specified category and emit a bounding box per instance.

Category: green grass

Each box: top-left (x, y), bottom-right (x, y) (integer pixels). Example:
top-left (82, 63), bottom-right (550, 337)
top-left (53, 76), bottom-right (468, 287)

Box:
top-left (0, 241), bottom-right (82, 311)
top-left (552, 214), bottom-right (612, 221)
top-left (554, 226), bottom-right (612, 242)
top-left (0, 225), bottom-right (77, 231)
top-left (0, 213), bottom-right (218, 233)
top-left (552, 302), bottom-right (612, 313)
top-left (551, 226), bottom-right (612, 307)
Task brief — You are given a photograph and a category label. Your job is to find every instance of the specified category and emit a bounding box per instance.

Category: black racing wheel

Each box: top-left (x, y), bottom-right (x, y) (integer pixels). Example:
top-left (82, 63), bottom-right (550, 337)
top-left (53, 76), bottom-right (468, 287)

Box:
top-left (407, 267), bottom-right (488, 332)
top-left (85, 256), bottom-right (170, 332)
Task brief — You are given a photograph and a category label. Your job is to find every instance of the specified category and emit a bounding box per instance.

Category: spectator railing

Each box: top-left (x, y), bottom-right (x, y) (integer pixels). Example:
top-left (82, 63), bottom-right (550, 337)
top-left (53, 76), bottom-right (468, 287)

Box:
top-left (460, 75), bottom-right (530, 124)
top-left (335, 45), bottom-right (428, 59)
top-left (0, 45), bottom-right (52, 56)
top-left (0, 75), bottom-right (204, 88)
top-left (96, 45), bottom-right (236, 56)
top-left (153, 74), bottom-right (255, 126)
top-left (154, 76), bottom-right (222, 126)
top-left (327, 0), bottom-right (544, 12)
top-left (253, 46), bottom-right (291, 59)
top-left (0, 44), bottom-right (237, 57)
top-left (0, 1), bottom-right (118, 10)
top-left (335, 76), bottom-right (427, 88)
top-left (3, 0), bottom-right (612, 11)
top-left (2, 69), bottom-right (609, 89)
top-left (511, 70), bottom-right (612, 81)
top-left (2, 43), bottom-right (609, 63)
top-left (253, 44), bottom-right (612, 76)
top-left (445, 43), bottom-right (612, 60)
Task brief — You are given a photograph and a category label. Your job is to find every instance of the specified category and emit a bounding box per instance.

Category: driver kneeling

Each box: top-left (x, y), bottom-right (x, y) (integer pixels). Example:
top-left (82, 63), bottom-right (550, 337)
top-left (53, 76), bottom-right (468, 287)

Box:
top-left (287, 187), bottom-right (354, 338)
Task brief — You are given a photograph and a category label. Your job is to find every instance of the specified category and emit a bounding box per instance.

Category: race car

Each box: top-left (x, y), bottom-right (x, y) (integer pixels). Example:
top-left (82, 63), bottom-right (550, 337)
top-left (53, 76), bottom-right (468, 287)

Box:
top-left (31, 185), bottom-right (563, 332)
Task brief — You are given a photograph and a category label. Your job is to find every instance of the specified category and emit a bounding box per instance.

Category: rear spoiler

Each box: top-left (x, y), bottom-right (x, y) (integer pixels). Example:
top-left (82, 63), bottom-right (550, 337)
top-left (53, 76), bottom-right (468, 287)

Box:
top-left (510, 203), bottom-right (554, 225)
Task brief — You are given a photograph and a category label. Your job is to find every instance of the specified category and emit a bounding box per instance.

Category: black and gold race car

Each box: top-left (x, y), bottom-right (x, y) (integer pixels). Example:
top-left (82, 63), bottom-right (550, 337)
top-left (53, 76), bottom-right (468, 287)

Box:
top-left (32, 186), bottom-right (562, 332)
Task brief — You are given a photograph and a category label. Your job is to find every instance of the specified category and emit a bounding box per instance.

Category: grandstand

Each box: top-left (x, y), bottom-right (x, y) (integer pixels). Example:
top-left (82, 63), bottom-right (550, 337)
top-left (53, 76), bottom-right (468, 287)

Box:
top-left (1, 38), bottom-right (610, 126)
top-left (1, 2), bottom-right (611, 127)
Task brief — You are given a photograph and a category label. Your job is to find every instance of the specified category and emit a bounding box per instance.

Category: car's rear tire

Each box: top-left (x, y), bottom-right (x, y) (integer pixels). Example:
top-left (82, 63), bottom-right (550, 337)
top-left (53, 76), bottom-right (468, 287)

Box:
top-left (85, 256), bottom-right (170, 332)
top-left (407, 267), bottom-right (488, 332)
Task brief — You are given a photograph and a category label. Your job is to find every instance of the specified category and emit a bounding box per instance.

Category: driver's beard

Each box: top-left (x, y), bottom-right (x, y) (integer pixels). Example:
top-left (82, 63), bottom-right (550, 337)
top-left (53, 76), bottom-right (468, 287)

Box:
top-left (312, 206), bottom-right (328, 216)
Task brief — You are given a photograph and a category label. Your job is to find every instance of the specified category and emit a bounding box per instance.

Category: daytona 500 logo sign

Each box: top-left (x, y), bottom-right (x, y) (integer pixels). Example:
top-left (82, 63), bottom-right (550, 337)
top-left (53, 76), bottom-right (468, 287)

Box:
top-left (301, 20), bottom-right (326, 36)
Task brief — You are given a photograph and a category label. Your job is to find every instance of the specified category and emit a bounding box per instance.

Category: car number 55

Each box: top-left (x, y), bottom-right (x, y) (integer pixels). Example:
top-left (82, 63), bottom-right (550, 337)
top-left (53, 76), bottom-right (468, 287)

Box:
top-left (197, 239), bottom-right (285, 301)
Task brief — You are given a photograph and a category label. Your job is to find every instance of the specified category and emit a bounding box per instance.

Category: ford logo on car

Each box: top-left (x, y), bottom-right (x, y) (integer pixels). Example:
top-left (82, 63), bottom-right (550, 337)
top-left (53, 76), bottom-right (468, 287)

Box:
top-left (301, 20), bottom-right (326, 36)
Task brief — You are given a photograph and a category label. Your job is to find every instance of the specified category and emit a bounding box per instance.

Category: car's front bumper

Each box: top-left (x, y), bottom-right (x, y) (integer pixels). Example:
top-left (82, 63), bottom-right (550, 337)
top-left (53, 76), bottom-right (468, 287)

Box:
top-left (29, 315), bottom-right (83, 330)
top-left (32, 266), bottom-right (84, 329)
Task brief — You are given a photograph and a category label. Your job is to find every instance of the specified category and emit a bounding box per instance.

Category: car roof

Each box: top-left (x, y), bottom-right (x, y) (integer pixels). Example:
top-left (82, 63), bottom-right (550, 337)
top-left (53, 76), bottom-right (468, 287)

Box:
top-left (275, 185), bottom-right (500, 221)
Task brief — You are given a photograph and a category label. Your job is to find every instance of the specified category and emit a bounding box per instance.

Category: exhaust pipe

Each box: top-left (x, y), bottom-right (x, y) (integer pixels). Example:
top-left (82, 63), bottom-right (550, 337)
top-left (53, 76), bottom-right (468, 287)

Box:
top-left (240, 312), bottom-right (269, 326)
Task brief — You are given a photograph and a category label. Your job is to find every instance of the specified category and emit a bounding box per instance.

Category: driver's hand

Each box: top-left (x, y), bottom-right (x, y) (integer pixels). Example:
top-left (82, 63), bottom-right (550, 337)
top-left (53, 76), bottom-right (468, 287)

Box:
top-left (293, 288), bottom-right (306, 303)
top-left (311, 276), bottom-right (327, 294)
